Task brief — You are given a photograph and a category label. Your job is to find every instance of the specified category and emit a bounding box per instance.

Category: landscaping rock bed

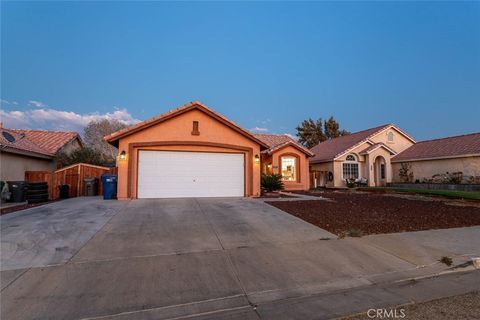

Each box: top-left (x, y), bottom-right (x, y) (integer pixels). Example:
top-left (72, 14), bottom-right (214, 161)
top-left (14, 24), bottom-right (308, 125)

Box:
top-left (266, 191), bottom-right (480, 236)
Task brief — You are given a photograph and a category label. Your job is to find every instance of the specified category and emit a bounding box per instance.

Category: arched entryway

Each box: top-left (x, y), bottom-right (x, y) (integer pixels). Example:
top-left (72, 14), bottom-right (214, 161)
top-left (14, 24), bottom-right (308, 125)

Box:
top-left (373, 156), bottom-right (387, 187)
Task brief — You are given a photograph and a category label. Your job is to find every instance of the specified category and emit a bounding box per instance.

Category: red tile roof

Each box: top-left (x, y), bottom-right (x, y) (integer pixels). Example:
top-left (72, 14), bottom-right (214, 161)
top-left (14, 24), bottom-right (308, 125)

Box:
top-left (0, 128), bottom-right (54, 158)
top-left (105, 101), bottom-right (269, 148)
top-left (254, 134), bottom-right (293, 148)
top-left (309, 124), bottom-right (392, 163)
top-left (392, 132), bottom-right (480, 162)
top-left (11, 129), bottom-right (81, 154)
top-left (254, 134), bottom-right (314, 156)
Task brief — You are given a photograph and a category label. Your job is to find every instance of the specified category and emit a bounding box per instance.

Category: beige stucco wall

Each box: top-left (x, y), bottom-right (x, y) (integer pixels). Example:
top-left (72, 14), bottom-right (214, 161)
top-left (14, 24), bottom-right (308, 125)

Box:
top-left (269, 145), bottom-right (310, 191)
top-left (0, 151), bottom-right (55, 181)
top-left (369, 127), bottom-right (415, 154)
top-left (392, 156), bottom-right (480, 182)
top-left (365, 148), bottom-right (392, 186)
top-left (115, 109), bottom-right (262, 199)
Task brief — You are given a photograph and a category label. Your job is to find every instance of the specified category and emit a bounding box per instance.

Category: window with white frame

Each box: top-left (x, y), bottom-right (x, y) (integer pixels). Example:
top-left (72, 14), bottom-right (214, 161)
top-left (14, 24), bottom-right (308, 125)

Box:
top-left (343, 154), bottom-right (359, 179)
top-left (281, 156), bottom-right (296, 181)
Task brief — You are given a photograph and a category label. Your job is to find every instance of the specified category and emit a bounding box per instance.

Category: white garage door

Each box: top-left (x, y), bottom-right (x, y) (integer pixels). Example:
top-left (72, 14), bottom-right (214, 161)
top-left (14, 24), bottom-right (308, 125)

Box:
top-left (137, 151), bottom-right (244, 198)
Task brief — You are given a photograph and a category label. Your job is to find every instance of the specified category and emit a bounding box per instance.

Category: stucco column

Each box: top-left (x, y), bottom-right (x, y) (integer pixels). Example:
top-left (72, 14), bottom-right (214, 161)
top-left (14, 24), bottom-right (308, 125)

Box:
top-left (366, 155), bottom-right (375, 187)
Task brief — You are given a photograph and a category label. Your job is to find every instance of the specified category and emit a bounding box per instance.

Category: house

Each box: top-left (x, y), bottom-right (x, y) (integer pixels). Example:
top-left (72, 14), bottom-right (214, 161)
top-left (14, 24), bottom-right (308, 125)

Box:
top-left (104, 101), bottom-right (313, 199)
top-left (10, 129), bottom-right (82, 156)
top-left (0, 125), bottom-right (82, 181)
top-left (255, 134), bottom-right (313, 191)
top-left (391, 132), bottom-right (480, 184)
top-left (309, 124), bottom-right (415, 188)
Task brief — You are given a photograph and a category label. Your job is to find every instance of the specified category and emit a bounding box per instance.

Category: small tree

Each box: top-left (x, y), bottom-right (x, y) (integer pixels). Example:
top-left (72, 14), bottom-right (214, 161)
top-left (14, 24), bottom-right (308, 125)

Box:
top-left (261, 174), bottom-right (284, 193)
top-left (56, 147), bottom-right (105, 168)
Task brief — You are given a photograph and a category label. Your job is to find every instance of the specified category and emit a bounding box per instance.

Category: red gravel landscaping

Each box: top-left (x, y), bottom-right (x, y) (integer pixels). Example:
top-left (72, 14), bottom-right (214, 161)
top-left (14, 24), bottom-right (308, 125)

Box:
top-left (266, 191), bottom-right (480, 236)
top-left (0, 201), bottom-right (56, 215)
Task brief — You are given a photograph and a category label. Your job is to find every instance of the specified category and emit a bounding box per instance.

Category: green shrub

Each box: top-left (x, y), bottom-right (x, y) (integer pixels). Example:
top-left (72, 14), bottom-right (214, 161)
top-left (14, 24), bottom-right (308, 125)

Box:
top-left (261, 174), bottom-right (284, 192)
top-left (347, 228), bottom-right (364, 237)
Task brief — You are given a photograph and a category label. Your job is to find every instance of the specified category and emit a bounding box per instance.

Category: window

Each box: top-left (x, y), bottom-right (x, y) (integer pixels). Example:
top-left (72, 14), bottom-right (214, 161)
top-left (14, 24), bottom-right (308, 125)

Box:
top-left (381, 164), bottom-right (385, 179)
top-left (343, 154), bottom-right (359, 179)
top-left (281, 156), bottom-right (296, 181)
top-left (343, 163), bottom-right (359, 179)
top-left (387, 132), bottom-right (394, 142)
top-left (346, 155), bottom-right (356, 161)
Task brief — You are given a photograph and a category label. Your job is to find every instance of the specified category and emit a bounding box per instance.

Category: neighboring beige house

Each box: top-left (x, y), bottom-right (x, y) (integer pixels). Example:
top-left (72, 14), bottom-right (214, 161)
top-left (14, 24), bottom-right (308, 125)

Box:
top-left (0, 126), bottom-right (82, 181)
top-left (309, 124), bottom-right (415, 188)
top-left (391, 132), bottom-right (480, 184)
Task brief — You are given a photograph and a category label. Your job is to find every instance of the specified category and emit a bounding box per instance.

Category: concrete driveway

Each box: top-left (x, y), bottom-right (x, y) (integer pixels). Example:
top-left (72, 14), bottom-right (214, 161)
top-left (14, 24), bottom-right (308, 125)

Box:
top-left (1, 197), bottom-right (478, 320)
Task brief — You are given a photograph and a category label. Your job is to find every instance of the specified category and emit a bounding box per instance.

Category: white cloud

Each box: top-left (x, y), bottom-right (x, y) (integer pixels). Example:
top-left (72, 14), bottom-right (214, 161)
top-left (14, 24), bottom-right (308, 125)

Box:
top-left (250, 127), bottom-right (269, 133)
top-left (0, 107), bottom-right (140, 133)
top-left (283, 133), bottom-right (297, 140)
top-left (28, 100), bottom-right (47, 108)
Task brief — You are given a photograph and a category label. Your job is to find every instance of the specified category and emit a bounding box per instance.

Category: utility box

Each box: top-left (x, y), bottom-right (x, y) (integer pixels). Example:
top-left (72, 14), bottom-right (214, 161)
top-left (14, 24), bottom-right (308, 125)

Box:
top-left (83, 178), bottom-right (98, 196)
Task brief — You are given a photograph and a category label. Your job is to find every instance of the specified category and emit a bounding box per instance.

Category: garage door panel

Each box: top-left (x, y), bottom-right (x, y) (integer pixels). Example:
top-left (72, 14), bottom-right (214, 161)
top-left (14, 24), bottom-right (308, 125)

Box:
top-left (137, 151), bottom-right (244, 198)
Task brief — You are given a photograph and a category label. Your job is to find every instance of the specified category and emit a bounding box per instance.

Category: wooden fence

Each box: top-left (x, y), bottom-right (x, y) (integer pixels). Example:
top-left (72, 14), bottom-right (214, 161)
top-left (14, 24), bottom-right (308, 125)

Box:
top-left (25, 163), bottom-right (116, 200)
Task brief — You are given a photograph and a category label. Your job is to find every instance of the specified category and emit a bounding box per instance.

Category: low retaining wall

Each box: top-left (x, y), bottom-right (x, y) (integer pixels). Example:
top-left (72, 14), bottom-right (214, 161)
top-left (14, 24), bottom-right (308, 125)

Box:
top-left (388, 183), bottom-right (480, 192)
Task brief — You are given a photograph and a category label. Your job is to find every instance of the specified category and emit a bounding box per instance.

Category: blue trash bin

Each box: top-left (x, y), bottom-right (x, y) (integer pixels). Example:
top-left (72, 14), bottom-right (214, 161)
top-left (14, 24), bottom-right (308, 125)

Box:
top-left (101, 174), bottom-right (117, 200)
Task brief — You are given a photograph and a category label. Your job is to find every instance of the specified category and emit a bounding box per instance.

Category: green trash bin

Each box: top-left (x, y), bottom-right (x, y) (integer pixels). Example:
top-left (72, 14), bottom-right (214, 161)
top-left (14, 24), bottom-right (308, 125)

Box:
top-left (8, 181), bottom-right (28, 202)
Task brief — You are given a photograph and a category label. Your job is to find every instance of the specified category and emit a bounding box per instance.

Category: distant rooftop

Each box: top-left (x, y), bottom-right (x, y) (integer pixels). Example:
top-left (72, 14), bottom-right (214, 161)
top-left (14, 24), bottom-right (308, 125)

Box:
top-left (392, 132), bottom-right (480, 162)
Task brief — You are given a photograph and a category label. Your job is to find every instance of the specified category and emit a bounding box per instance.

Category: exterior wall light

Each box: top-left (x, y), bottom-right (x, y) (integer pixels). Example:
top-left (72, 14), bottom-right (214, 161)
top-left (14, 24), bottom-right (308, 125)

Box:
top-left (119, 151), bottom-right (127, 161)
top-left (254, 154), bottom-right (260, 163)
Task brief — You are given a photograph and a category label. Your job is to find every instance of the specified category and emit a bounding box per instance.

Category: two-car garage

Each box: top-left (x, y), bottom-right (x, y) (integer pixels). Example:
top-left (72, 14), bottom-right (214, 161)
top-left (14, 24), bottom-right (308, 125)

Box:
top-left (105, 101), bottom-right (266, 199)
top-left (137, 151), bottom-right (245, 198)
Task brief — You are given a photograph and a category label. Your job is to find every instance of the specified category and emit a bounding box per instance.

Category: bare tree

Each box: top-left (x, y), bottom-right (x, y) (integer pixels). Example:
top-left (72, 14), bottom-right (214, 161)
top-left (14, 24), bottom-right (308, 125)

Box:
top-left (83, 119), bottom-right (128, 164)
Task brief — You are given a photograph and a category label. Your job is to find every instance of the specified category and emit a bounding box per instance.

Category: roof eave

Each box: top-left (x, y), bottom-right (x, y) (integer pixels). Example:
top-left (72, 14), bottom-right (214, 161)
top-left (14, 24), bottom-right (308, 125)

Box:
top-left (0, 146), bottom-right (54, 159)
top-left (265, 141), bottom-right (314, 157)
top-left (105, 102), bottom-right (269, 149)
top-left (309, 158), bottom-right (334, 164)
top-left (392, 153), bottom-right (480, 163)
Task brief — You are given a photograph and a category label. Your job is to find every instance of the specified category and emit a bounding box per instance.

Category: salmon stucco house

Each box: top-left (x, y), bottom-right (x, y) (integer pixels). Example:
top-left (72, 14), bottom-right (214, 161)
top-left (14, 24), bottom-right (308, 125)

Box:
top-left (105, 101), bottom-right (313, 199)
top-left (309, 124), bottom-right (416, 188)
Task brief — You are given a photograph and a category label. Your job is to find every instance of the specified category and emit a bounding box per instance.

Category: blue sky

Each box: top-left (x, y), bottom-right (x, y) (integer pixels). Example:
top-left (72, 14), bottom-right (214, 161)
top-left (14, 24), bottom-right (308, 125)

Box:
top-left (1, 1), bottom-right (479, 140)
